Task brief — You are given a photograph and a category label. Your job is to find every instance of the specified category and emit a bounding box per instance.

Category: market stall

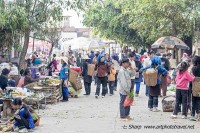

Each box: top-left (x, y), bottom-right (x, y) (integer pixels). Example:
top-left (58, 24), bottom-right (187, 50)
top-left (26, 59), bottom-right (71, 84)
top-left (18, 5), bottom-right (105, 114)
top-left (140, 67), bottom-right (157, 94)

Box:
top-left (151, 36), bottom-right (190, 65)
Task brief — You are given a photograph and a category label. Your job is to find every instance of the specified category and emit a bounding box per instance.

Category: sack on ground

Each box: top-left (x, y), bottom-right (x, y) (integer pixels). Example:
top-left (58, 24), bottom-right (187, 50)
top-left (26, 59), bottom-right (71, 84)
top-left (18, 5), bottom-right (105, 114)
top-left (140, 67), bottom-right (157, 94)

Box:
top-left (87, 64), bottom-right (95, 76)
top-left (162, 96), bottom-right (175, 112)
top-left (143, 68), bottom-right (158, 86)
top-left (123, 96), bottom-right (134, 107)
top-left (192, 77), bottom-right (200, 97)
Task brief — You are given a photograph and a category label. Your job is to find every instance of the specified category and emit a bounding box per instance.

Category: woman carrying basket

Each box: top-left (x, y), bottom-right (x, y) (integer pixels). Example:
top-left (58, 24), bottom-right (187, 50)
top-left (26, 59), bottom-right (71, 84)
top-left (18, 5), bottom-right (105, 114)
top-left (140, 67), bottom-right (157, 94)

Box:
top-left (140, 56), bottom-right (167, 112)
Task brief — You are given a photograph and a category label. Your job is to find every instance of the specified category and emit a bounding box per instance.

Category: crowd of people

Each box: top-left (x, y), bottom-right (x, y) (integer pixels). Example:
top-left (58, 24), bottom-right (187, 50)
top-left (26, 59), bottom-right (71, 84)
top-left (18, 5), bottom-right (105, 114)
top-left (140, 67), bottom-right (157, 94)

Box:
top-left (0, 48), bottom-right (200, 132)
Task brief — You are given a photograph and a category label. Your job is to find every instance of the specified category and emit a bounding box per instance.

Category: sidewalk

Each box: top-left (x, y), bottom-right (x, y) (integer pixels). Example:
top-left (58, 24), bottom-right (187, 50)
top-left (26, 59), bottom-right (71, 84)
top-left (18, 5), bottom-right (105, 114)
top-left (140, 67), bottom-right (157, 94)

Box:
top-left (34, 83), bottom-right (200, 133)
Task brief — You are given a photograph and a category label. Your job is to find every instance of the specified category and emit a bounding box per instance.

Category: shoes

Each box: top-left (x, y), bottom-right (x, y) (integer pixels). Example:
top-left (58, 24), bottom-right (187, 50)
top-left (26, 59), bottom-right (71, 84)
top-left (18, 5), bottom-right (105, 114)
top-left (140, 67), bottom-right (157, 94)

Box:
top-left (60, 99), bottom-right (68, 102)
top-left (149, 108), bottom-right (153, 111)
top-left (171, 114), bottom-right (177, 119)
top-left (120, 118), bottom-right (129, 122)
top-left (135, 94), bottom-right (139, 97)
top-left (127, 116), bottom-right (134, 120)
top-left (190, 116), bottom-right (197, 121)
top-left (102, 96), bottom-right (105, 98)
top-left (28, 129), bottom-right (34, 132)
top-left (95, 95), bottom-right (98, 99)
top-left (152, 107), bottom-right (160, 112)
top-left (83, 94), bottom-right (89, 95)
top-left (18, 128), bottom-right (28, 133)
top-left (110, 94), bottom-right (113, 96)
top-left (182, 115), bottom-right (187, 119)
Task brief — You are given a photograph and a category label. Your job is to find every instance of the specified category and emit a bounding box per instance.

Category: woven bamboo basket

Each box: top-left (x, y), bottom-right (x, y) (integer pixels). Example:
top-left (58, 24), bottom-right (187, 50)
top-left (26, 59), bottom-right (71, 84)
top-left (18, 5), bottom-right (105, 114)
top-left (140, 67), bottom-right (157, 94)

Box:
top-left (69, 69), bottom-right (79, 83)
top-left (192, 77), bottom-right (200, 97)
top-left (143, 68), bottom-right (158, 87)
top-left (87, 64), bottom-right (95, 76)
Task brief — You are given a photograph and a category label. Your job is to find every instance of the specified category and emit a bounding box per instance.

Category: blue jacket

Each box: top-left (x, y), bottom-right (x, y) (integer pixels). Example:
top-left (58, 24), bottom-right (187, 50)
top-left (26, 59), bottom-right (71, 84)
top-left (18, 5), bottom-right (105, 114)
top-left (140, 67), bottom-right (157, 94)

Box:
top-left (140, 56), bottom-right (167, 84)
top-left (89, 53), bottom-right (95, 64)
top-left (59, 64), bottom-right (69, 80)
top-left (14, 106), bottom-right (35, 129)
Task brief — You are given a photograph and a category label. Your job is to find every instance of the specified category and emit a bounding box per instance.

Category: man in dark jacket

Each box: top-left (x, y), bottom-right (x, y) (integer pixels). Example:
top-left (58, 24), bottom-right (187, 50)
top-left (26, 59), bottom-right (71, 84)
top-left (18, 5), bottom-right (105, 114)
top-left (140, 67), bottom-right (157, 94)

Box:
top-left (82, 55), bottom-right (92, 95)
top-left (76, 53), bottom-right (83, 67)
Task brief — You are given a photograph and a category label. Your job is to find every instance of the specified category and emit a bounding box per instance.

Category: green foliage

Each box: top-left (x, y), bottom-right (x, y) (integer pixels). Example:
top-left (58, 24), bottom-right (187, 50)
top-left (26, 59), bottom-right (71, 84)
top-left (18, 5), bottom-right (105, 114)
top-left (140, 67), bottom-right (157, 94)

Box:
top-left (0, 3), bottom-right (28, 54)
top-left (83, 0), bottom-right (144, 47)
top-left (83, 0), bottom-right (200, 48)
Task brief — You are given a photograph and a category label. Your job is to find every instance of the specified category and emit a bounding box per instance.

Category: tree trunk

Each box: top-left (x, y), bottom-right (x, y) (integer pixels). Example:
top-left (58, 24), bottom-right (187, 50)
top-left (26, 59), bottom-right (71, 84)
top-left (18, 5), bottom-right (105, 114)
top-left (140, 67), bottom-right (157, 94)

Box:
top-left (49, 42), bottom-right (54, 56)
top-left (19, 28), bottom-right (30, 69)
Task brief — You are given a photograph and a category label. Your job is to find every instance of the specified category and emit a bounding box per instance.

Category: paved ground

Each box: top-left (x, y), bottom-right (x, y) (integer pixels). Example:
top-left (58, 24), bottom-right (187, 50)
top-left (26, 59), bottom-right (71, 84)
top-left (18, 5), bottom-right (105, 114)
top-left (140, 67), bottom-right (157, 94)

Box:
top-left (33, 83), bottom-right (200, 133)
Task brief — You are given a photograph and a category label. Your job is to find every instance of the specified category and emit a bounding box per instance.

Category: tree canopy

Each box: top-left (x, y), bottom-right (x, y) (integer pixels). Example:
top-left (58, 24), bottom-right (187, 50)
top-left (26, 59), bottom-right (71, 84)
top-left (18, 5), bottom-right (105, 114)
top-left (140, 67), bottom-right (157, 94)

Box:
top-left (83, 0), bottom-right (200, 49)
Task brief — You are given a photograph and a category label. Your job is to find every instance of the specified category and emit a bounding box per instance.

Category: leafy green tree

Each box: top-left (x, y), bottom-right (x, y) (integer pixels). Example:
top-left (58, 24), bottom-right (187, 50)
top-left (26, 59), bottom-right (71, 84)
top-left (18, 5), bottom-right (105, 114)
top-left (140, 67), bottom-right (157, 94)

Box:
top-left (83, 0), bottom-right (146, 47)
top-left (0, 2), bottom-right (28, 58)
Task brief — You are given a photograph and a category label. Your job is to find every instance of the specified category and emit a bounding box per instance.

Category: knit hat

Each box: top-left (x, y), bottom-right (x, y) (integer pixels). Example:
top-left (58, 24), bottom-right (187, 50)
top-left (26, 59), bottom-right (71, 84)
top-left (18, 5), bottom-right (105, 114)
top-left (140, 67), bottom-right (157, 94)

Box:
top-left (2, 68), bottom-right (10, 75)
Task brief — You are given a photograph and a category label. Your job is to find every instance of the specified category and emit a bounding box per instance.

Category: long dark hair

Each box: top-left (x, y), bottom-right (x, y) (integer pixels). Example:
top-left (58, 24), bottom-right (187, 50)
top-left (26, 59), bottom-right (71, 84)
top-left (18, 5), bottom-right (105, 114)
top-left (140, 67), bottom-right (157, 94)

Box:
top-left (192, 56), bottom-right (200, 77)
top-left (12, 98), bottom-right (30, 118)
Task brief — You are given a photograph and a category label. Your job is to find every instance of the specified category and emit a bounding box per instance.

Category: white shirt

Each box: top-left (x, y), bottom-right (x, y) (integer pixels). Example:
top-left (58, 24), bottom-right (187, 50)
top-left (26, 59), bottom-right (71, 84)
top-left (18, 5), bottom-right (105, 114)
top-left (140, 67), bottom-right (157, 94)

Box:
top-left (143, 57), bottom-right (152, 68)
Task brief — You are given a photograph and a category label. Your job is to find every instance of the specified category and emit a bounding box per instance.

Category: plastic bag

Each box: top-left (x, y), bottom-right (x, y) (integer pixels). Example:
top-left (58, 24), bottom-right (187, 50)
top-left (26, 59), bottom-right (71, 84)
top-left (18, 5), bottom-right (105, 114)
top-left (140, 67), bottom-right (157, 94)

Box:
top-left (123, 92), bottom-right (134, 107)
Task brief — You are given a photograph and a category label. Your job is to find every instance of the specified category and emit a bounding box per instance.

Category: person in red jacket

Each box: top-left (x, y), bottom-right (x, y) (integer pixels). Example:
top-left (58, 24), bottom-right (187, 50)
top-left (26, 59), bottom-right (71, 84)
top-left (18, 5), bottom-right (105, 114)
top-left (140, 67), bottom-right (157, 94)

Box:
top-left (171, 61), bottom-right (195, 119)
top-left (94, 54), bottom-right (110, 98)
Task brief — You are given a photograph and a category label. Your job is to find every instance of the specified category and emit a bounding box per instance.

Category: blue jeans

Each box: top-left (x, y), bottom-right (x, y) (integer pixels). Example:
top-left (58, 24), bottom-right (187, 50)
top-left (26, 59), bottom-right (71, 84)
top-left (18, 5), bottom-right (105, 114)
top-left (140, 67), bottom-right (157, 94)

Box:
top-left (109, 81), bottom-right (115, 95)
top-left (146, 85), bottom-right (150, 96)
top-left (135, 82), bottom-right (141, 94)
top-left (120, 94), bottom-right (130, 118)
top-left (62, 87), bottom-right (69, 100)
top-left (148, 95), bottom-right (158, 108)
top-left (95, 77), bottom-right (107, 96)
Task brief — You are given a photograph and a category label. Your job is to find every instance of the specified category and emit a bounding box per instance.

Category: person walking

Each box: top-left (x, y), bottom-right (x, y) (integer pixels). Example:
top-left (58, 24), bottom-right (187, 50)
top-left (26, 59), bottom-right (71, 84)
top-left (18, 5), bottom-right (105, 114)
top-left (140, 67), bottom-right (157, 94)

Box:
top-left (94, 54), bottom-right (110, 98)
top-left (82, 55), bottom-right (92, 95)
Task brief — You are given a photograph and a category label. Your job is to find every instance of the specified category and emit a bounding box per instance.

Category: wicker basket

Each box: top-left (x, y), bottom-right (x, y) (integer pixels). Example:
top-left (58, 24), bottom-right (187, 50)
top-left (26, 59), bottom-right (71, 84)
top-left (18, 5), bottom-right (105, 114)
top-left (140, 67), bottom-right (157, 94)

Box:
top-left (143, 68), bottom-right (158, 86)
top-left (87, 64), bottom-right (95, 76)
top-left (162, 96), bottom-right (175, 112)
top-left (71, 77), bottom-right (82, 91)
top-left (69, 69), bottom-right (79, 83)
top-left (192, 77), bottom-right (200, 97)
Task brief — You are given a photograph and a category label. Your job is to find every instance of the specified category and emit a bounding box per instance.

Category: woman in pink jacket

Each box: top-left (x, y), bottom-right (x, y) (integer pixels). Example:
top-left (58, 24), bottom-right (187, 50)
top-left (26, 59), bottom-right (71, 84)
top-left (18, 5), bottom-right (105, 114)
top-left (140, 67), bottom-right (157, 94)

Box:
top-left (171, 61), bottom-right (195, 119)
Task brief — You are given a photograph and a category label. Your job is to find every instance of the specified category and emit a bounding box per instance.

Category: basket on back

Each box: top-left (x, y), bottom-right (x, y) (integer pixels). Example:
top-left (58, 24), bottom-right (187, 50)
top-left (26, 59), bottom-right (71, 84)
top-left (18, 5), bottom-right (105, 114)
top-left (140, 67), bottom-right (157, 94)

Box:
top-left (192, 77), bottom-right (200, 97)
top-left (143, 68), bottom-right (158, 87)
top-left (87, 64), bottom-right (95, 76)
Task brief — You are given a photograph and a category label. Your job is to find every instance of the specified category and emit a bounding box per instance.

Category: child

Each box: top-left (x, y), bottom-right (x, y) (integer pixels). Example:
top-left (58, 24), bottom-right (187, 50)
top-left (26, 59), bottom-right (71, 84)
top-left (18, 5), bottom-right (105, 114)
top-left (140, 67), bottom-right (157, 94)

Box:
top-left (11, 98), bottom-right (35, 132)
top-left (108, 63), bottom-right (116, 96)
top-left (118, 58), bottom-right (133, 121)
top-left (171, 61), bottom-right (195, 119)
top-left (190, 56), bottom-right (200, 121)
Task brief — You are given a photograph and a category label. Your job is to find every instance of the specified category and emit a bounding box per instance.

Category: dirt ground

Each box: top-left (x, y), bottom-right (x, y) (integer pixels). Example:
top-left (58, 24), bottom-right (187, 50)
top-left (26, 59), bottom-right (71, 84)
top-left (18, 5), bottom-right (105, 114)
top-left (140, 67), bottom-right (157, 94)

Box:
top-left (22, 83), bottom-right (200, 133)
